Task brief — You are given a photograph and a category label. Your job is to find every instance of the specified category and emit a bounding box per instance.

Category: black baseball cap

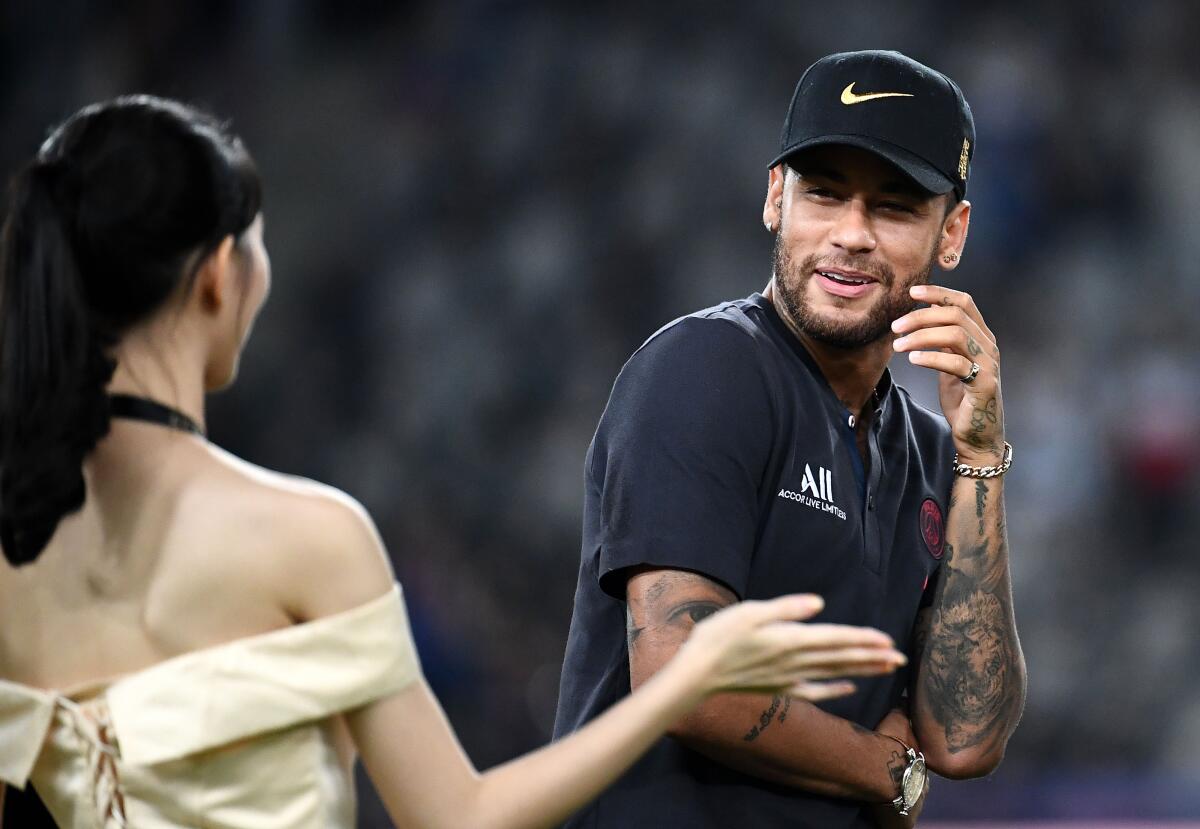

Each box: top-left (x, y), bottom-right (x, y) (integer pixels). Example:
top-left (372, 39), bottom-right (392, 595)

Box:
top-left (770, 50), bottom-right (975, 200)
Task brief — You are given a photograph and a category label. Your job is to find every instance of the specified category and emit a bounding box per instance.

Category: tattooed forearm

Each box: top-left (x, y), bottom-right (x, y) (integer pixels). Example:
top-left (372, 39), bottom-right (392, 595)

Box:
top-left (915, 476), bottom-right (1025, 763)
top-left (626, 568), bottom-right (736, 681)
top-left (624, 573), bottom-right (722, 653)
top-left (743, 694), bottom-right (791, 742)
top-left (922, 570), bottom-right (1018, 751)
top-left (974, 480), bottom-right (987, 535)
top-left (627, 571), bottom-right (731, 642)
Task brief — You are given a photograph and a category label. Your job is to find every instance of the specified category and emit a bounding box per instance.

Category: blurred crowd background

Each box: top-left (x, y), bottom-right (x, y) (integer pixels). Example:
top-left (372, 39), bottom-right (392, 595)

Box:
top-left (3, 1), bottom-right (1199, 825)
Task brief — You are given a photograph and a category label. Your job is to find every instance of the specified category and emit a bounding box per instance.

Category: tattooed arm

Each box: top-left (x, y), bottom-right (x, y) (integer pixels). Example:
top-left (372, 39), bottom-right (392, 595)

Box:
top-left (908, 475), bottom-right (1024, 777)
top-left (892, 284), bottom-right (1027, 779)
top-left (627, 568), bottom-right (914, 803)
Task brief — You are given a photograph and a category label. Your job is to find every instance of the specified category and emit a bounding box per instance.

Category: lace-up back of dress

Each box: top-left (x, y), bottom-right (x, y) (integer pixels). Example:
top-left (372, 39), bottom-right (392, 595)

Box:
top-left (56, 696), bottom-right (128, 827)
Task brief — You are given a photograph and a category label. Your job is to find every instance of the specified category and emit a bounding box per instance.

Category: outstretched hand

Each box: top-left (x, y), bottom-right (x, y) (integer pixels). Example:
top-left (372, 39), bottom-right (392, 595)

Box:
top-left (891, 284), bottom-right (1005, 465)
top-left (681, 594), bottom-right (907, 702)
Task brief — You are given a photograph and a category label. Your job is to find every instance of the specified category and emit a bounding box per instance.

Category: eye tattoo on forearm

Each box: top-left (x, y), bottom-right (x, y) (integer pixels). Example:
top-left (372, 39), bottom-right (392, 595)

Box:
top-left (673, 603), bottom-right (721, 625)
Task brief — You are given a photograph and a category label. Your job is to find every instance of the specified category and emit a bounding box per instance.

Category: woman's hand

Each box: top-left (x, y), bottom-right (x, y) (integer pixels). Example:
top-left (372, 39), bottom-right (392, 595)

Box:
top-left (679, 594), bottom-right (907, 702)
top-left (351, 592), bottom-right (906, 829)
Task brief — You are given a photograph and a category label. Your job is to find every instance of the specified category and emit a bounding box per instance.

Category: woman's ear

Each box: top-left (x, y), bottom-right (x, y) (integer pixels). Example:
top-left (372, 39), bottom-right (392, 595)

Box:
top-left (193, 235), bottom-right (236, 314)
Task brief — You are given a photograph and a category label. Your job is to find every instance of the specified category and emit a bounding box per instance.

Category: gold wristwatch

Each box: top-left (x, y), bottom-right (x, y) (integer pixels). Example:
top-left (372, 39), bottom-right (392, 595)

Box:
top-left (887, 738), bottom-right (927, 816)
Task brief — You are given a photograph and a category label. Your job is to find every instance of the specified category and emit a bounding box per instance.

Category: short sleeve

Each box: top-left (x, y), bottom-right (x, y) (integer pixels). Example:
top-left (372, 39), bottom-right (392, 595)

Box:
top-left (592, 317), bottom-right (774, 599)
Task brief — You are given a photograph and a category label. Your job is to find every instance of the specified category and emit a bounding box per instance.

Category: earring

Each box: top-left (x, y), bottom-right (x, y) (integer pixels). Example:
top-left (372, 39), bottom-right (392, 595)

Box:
top-left (942, 252), bottom-right (958, 264)
top-left (768, 198), bottom-right (782, 233)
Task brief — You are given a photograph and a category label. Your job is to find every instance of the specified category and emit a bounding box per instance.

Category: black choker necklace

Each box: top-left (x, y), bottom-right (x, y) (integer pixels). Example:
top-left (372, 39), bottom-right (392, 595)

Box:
top-left (109, 394), bottom-right (205, 437)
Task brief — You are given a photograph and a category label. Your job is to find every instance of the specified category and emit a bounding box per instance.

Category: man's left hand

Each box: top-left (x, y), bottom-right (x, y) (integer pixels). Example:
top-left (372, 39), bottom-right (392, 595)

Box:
top-left (890, 284), bottom-right (1005, 465)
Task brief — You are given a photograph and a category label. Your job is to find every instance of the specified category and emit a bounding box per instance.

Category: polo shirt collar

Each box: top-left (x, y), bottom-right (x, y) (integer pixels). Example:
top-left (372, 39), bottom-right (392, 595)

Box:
top-left (751, 291), bottom-right (894, 420)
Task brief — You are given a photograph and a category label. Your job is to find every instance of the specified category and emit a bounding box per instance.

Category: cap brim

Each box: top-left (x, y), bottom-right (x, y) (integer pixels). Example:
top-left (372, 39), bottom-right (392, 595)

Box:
top-left (768, 134), bottom-right (956, 196)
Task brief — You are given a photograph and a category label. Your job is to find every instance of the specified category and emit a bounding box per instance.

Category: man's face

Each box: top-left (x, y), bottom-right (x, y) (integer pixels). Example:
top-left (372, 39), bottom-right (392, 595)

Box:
top-left (771, 145), bottom-right (951, 350)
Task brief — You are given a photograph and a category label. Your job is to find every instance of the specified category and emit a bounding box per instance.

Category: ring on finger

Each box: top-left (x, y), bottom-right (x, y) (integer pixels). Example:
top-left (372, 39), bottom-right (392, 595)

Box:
top-left (960, 361), bottom-right (980, 384)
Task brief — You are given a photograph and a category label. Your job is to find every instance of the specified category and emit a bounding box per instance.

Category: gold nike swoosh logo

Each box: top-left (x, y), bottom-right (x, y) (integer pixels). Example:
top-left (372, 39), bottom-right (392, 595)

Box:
top-left (840, 82), bottom-right (914, 105)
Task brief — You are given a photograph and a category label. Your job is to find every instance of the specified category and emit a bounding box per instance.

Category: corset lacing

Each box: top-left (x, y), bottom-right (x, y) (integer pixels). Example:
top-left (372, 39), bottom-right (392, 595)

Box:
top-left (58, 697), bottom-right (127, 828)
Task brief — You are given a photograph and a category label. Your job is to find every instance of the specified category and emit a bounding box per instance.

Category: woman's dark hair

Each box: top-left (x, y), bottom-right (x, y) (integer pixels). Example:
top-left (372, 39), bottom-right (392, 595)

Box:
top-left (0, 95), bottom-right (262, 566)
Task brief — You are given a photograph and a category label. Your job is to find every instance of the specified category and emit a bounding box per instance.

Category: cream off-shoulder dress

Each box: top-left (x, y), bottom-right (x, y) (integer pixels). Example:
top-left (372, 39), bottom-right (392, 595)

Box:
top-left (0, 585), bottom-right (420, 828)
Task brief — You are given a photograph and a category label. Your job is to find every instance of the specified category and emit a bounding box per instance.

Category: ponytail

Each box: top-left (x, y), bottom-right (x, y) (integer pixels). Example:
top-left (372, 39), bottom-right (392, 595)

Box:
top-left (0, 95), bottom-right (261, 566)
top-left (0, 163), bottom-right (115, 565)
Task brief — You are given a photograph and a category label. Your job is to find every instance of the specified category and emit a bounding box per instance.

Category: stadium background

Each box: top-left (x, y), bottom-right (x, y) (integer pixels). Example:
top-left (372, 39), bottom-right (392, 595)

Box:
top-left (3, 1), bottom-right (1199, 825)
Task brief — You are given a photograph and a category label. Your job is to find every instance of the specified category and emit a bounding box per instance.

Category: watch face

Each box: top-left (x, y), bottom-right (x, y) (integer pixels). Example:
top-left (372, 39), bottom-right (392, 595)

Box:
top-left (902, 757), bottom-right (927, 806)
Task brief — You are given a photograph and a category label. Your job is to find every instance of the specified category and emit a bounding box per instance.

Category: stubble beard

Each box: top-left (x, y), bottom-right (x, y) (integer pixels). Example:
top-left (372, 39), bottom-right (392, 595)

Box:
top-left (772, 231), bottom-right (936, 350)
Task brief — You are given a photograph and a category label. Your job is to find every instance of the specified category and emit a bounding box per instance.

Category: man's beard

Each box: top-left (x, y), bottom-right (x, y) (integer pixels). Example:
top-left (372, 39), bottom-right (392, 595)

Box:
top-left (772, 232), bottom-right (935, 350)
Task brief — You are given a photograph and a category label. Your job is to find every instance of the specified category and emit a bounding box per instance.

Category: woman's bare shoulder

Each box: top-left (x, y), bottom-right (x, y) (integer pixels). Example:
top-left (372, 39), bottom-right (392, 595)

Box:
top-left (180, 442), bottom-right (397, 621)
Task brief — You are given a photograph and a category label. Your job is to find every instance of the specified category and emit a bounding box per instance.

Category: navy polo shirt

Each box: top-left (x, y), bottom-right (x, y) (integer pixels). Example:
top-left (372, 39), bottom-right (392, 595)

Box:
top-left (553, 292), bottom-right (956, 829)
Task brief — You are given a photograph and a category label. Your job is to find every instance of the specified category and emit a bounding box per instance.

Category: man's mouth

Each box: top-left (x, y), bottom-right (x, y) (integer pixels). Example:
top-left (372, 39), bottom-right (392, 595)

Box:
top-left (812, 267), bottom-right (880, 299)
top-left (816, 269), bottom-right (877, 286)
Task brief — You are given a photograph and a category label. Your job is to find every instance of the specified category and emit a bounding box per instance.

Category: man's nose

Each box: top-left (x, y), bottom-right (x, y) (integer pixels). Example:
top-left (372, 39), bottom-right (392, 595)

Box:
top-left (828, 200), bottom-right (876, 255)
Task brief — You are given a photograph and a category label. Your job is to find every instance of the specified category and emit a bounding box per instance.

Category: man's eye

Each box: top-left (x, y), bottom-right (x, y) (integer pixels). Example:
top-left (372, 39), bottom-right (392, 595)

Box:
top-left (807, 188), bottom-right (837, 199)
top-left (879, 201), bottom-right (916, 213)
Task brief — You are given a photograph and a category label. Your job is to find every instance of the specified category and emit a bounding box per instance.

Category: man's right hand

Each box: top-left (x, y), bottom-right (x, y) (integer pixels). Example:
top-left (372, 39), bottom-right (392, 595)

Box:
top-left (869, 708), bottom-right (927, 828)
top-left (625, 568), bottom-right (927, 804)
top-left (869, 777), bottom-right (929, 829)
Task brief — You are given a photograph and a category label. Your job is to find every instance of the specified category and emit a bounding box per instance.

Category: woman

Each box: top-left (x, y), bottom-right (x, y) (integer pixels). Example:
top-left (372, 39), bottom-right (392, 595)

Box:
top-left (0, 96), bottom-right (905, 828)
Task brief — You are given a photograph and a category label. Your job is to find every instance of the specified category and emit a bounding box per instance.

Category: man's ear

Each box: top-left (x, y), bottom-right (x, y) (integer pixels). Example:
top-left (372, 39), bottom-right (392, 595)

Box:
top-left (193, 235), bottom-right (237, 314)
top-left (763, 164), bottom-right (786, 232)
top-left (937, 199), bottom-right (971, 271)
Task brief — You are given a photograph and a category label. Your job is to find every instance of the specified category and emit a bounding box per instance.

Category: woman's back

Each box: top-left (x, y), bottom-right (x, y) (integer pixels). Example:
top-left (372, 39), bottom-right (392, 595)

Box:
top-left (1, 423), bottom-right (296, 691)
top-left (0, 420), bottom-right (415, 829)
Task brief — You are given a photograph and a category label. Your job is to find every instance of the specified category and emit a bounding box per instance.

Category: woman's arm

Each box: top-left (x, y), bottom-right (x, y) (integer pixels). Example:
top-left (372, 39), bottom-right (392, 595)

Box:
top-left (348, 595), bottom-right (905, 829)
top-left (349, 653), bottom-right (705, 829)
top-left (281, 488), bottom-right (903, 828)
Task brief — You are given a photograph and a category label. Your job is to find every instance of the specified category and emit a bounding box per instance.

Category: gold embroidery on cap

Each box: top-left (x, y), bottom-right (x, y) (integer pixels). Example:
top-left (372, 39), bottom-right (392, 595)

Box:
top-left (958, 138), bottom-right (970, 181)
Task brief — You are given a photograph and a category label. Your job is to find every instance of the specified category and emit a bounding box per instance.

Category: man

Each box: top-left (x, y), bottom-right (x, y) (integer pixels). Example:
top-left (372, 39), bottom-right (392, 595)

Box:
top-left (554, 50), bottom-right (1026, 828)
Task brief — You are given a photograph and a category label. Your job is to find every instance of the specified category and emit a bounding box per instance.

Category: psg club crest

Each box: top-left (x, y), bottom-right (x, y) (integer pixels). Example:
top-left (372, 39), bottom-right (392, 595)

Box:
top-left (919, 498), bottom-right (944, 559)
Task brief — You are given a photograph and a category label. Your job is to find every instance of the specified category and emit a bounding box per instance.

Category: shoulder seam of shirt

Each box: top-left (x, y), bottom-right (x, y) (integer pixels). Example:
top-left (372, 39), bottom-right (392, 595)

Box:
top-left (612, 298), bottom-right (782, 431)
top-left (634, 301), bottom-right (760, 355)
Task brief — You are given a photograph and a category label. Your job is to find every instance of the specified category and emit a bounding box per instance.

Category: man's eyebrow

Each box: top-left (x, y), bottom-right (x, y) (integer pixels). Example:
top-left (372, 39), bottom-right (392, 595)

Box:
top-left (879, 180), bottom-right (931, 199)
top-left (792, 166), bottom-right (847, 184)
top-left (791, 165), bottom-right (933, 202)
